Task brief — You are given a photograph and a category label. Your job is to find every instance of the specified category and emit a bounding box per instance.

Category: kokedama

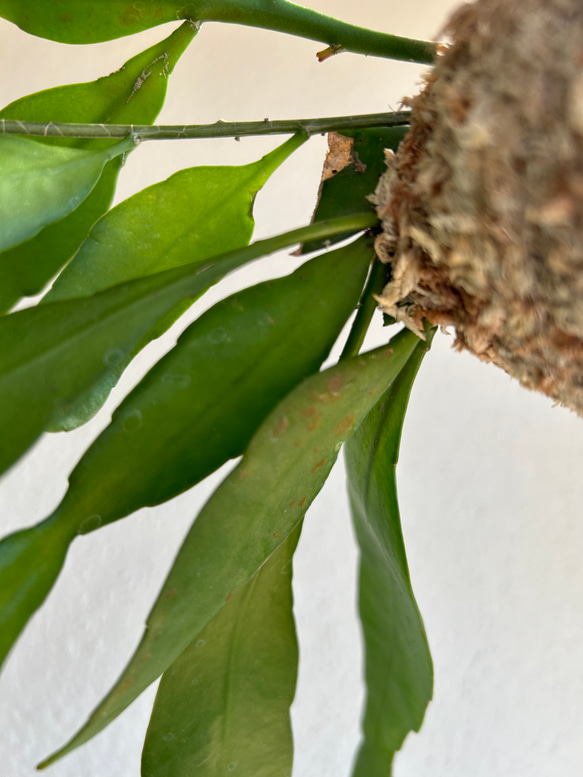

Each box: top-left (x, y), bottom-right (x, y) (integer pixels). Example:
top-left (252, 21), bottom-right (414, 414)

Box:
top-left (374, 0), bottom-right (583, 414)
top-left (0, 0), bottom-right (580, 775)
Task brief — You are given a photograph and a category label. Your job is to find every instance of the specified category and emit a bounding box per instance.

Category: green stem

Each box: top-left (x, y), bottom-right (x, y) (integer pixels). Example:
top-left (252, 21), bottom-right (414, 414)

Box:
top-left (341, 258), bottom-right (387, 360)
top-left (215, 212), bottom-right (379, 272)
top-left (197, 0), bottom-right (436, 64)
top-left (0, 112), bottom-right (411, 142)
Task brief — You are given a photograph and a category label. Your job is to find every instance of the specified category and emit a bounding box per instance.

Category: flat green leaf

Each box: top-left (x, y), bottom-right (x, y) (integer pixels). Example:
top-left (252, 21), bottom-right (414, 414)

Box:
top-left (345, 335), bottom-right (434, 776)
top-left (0, 22), bottom-right (197, 314)
top-left (0, 134), bottom-right (134, 252)
top-left (0, 212), bottom-right (374, 480)
top-left (0, 1), bottom-right (189, 44)
top-left (40, 327), bottom-right (421, 768)
top-left (302, 126), bottom-right (407, 254)
top-left (0, 237), bottom-right (372, 669)
top-left (141, 523), bottom-right (302, 777)
top-left (43, 132), bottom-right (305, 431)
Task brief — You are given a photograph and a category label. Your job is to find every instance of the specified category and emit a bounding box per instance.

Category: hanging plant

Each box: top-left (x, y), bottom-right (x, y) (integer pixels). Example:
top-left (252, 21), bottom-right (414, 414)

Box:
top-left (0, 0), bottom-right (581, 774)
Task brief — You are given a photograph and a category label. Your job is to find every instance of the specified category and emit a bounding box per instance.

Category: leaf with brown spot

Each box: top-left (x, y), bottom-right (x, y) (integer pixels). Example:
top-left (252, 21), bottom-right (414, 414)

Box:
top-left (302, 126), bottom-right (409, 253)
top-left (40, 326), bottom-right (421, 767)
top-left (0, 236), bottom-right (371, 675)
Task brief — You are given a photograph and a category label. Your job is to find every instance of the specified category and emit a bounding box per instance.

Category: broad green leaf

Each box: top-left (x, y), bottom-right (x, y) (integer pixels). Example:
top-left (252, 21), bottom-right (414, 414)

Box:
top-left (0, 212), bottom-right (375, 480)
top-left (0, 134), bottom-right (134, 252)
top-left (141, 523), bottom-right (302, 777)
top-left (0, 237), bottom-right (372, 669)
top-left (43, 132), bottom-right (305, 431)
top-left (303, 126), bottom-right (407, 254)
top-left (40, 327), bottom-right (421, 768)
top-left (0, 22), bottom-right (198, 314)
top-left (345, 335), bottom-right (434, 776)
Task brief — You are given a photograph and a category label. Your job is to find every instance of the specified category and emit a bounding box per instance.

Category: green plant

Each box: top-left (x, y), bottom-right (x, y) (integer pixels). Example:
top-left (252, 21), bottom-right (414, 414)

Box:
top-left (0, 1), bottom-right (581, 775)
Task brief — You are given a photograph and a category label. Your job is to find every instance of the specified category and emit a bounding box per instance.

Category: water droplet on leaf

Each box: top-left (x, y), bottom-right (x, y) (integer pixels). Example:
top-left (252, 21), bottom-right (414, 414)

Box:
top-left (122, 409), bottom-right (142, 432)
top-left (208, 327), bottom-right (228, 343)
top-left (104, 348), bottom-right (124, 367)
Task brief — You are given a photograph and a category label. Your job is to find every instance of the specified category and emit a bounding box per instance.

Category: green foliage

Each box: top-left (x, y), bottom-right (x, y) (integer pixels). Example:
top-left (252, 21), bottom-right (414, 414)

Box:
top-left (44, 133), bottom-right (306, 430)
top-left (0, 237), bottom-right (372, 670)
top-left (142, 524), bottom-right (302, 777)
top-left (0, 21), bottom-right (196, 313)
top-left (0, 134), bottom-right (133, 252)
top-left (345, 335), bottom-right (435, 775)
top-left (0, 3), bottom-right (441, 775)
top-left (41, 329), bottom-right (421, 768)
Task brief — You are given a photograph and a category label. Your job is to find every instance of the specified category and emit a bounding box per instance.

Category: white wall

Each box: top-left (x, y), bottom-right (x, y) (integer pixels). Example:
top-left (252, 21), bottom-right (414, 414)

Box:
top-left (1, 2), bottom-right (583, 776)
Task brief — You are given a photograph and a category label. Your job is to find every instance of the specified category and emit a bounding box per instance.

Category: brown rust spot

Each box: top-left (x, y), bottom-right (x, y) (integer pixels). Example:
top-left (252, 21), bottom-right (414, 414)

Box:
top-left (313, 373), bottom-right (345, 403)
top-left (164, 588), bottom-right (177, 600)
top-left (312, 458), bottom-right (327, 473)
top-left (302, 406), bottom-right (318, 417)
top-left (335, 415), bottom-right (355, 436)
top-left (327, 373), bottom-right (344, 395)
top-left (119, 8), bottom-right (141, 25)
top-left (298, 497), bottom-right (307, 507)
top-left (307, 415), bottom-right (321, 431)
top-left (114, 678), bottom-right (135, 695)
top-left (60, 13), bottom-right (73, 23)
top-left (225, 592), bottom-right (233, 602)
top-left (271, 415), bottom-right (289, 439)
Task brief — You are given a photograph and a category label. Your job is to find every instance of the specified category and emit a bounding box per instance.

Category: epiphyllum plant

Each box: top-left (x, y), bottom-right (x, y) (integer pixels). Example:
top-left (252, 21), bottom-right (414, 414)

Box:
top-left (0, 0), bottom-right (581, 774)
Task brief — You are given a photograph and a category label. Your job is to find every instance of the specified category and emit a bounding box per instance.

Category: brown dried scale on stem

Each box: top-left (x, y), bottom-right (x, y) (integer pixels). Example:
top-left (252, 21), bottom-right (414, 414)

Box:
top-left (373, 0), bottom-right (583, 414)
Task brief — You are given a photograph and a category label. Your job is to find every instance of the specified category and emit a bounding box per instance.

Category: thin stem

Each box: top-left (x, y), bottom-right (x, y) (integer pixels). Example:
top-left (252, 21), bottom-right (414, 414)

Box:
top-left (0, 112), bottom-right (411, 142)
top-left (214, 212), bottom-right (379, 273)
top-left (341, 258), bottom-right (387, 360)
top-left (197, 0), bottom-right (436, 64)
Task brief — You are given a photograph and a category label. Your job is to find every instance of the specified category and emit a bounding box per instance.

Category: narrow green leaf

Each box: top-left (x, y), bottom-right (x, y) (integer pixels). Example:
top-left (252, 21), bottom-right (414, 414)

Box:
top-left (0, 211), bottom-right (376, 480)
top-left (344, 334), bottom-right (435, 776)
top-left (303, 126), bottom-right (407, 254)
top-left (43, 132), bottom-right (305, 431)
top-left (0, 134), bottom-right (134, 253)
top-left (141, 523), bottom-right (302, 777)
top-left (45, 135), bottom-right (304, 302)
top-left (0, 22), bottom-right (198, 314)
top-left (0, 518), bottom-right (71, 674)
top-left (0, 237), bottom-right (372, 669)
top-left (39, 327), bottom-right (420, 768)
top-left (0, 1), bottom-right (435, 65)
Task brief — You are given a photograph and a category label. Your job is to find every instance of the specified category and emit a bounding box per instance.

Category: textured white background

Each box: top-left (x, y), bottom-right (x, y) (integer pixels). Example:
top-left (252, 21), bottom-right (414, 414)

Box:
top-left (1, 2), bottom-right (583, 776)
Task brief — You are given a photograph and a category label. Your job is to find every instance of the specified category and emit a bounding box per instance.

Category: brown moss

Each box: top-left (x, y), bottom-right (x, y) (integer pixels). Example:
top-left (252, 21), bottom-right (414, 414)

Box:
top-left (373, 0), bottom-right (583, 415)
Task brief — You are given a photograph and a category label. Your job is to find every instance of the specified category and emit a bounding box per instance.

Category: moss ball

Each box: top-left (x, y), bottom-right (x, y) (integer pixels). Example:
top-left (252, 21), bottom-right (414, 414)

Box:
top-left (373, 0), bottom-right (583, 415)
